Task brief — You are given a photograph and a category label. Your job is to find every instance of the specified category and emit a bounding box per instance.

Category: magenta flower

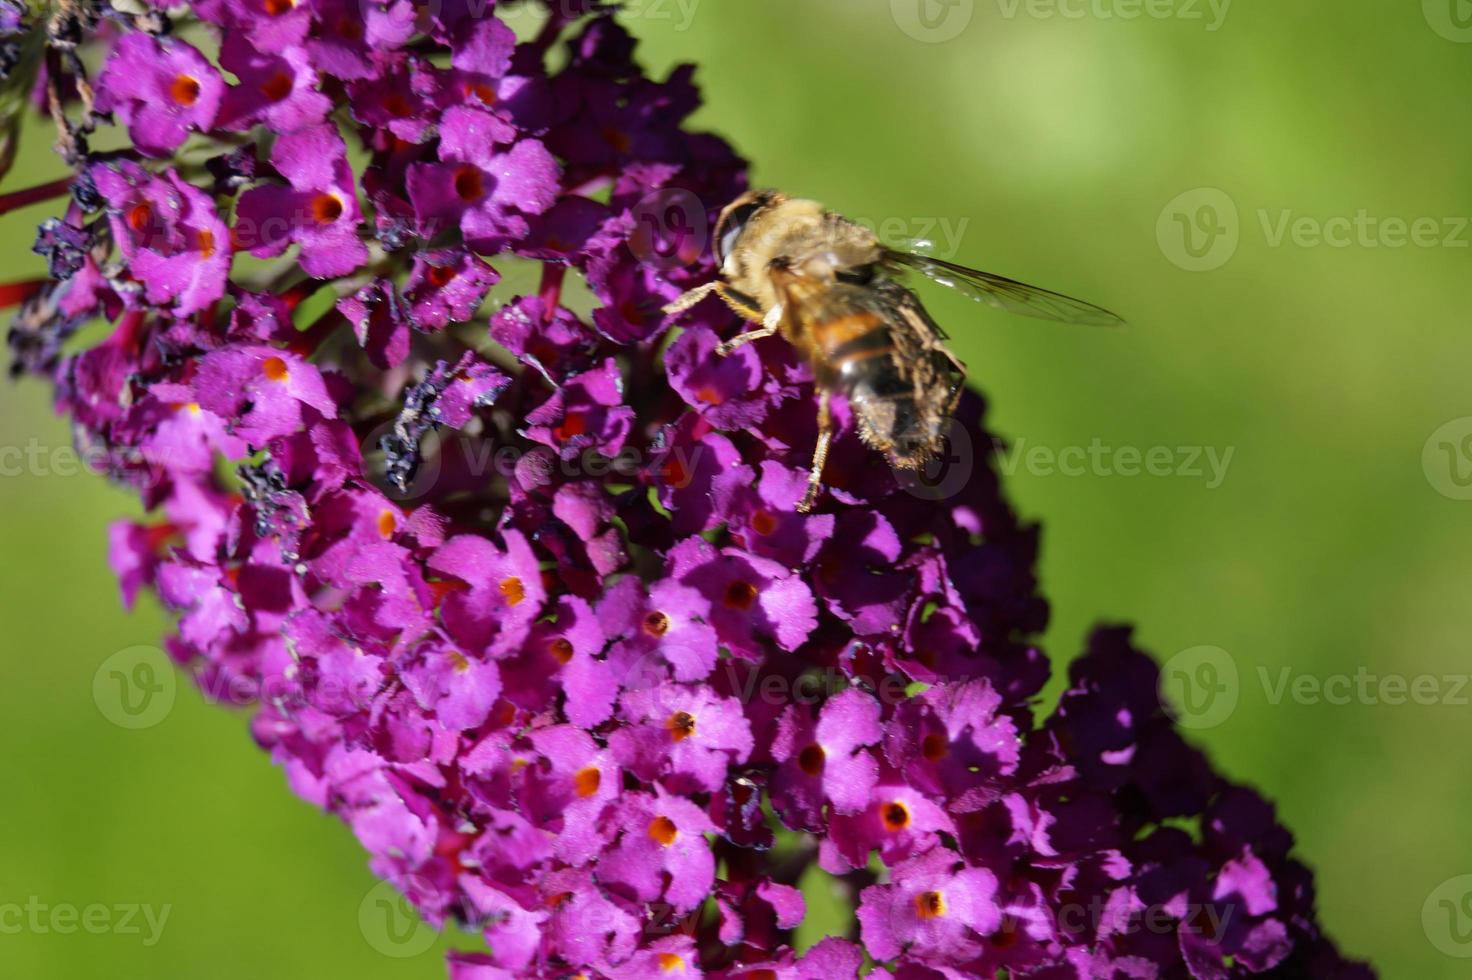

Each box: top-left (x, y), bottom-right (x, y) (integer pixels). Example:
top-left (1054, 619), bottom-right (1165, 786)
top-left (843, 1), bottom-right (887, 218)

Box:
top-left (234, 124), bottom-right (368, 278)
top-left (406, 105), bottom-right (560, 249)
top-left (5, 5), bottom-right (1374, 980)
top-left (95, 34), bottom-right (223, 156)
top-left (93, 161), bottom-right (231, 316)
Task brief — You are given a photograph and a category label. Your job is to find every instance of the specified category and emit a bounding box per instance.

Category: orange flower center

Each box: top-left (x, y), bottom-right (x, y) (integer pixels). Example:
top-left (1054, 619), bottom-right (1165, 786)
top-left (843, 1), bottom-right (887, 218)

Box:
top-left (915, 890), bottom-right (947, 920)
top-left (311, 193), bottom-right (344, 224)
top-left (667, 711), bottom-right (696, 742)
top-left (750, 509), bottom-right (778, 535)
top-left (643, 611), bottom-right (670, 637)
top-left (126, 201), bottom-right (153, 233)
top-left (656, 952), bottom-right (685, 972)
top-left (448, 651), bottom-right (471, 674)
top-left (170, 74), bottom-right (201, 106)
top-left (648, 815), bottom-right (678, 846)
top-left (498, 576), bottom-right (525, 606)
top-left (723, 581), bottom-right (758, 610)
top-left (426, 263), bottom-right (456, 288)
top-left (261, 356), bottom-right (289, 381)
top-left (882, 801), bottom-right (911, 831)
top-left (573, 766), bottom-right (601, 797)
top-left (549, 638), bottom-right (574, 664)
top-left (376, 510), bottom-right (397, 539)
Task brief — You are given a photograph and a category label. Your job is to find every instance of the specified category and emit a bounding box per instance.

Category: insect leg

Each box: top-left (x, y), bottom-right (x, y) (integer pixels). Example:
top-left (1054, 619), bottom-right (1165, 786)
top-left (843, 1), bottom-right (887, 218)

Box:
top-left (715, 303), bottom-right (783, 356)
top-left (661, 281), bottom-right (721, 316)
top-left (798, 388), bottom-right (833, 514)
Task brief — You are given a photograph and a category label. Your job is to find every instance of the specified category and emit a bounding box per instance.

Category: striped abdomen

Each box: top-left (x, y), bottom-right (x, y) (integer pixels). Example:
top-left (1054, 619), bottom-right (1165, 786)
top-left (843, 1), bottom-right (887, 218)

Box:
top-left (809, 307), bottom-right (942, 467)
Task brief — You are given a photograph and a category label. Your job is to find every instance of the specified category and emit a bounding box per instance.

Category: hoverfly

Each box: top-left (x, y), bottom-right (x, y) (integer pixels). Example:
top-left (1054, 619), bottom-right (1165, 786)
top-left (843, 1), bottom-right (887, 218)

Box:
top-left (663, 190), bottom-right (1122, 512)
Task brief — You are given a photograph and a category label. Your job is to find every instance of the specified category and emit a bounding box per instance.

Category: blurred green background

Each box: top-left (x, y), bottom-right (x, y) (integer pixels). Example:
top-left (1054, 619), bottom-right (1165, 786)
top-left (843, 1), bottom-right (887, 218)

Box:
top-left (3, 0), bottom-right (1471, 975)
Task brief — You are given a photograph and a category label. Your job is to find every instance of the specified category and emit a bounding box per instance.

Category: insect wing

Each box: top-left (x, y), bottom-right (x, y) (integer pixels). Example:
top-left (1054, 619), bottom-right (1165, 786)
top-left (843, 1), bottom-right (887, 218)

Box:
top-left (886, 249), bottom-right (1123, 327)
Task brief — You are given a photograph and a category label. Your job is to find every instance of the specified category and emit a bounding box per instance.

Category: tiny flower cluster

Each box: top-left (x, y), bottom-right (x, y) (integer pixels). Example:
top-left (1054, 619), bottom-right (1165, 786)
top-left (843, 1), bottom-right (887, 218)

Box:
top-left (3, 1), bottom-right (1370, 977)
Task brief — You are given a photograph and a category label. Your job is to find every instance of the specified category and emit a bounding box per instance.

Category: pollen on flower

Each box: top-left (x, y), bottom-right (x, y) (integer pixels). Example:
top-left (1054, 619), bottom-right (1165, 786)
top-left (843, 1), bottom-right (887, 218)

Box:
top-left (499, 576), bottom-right (526, 606)
top-left (882, 801), bottom-right (911, 831)
top-left (656, 952), bottom-right (686, 972)
top-left (643, 611), bottom-right (670, 636)
top-left (666, 711), bottom-right (696, 742)
top-left (573, 766), bottom-right (601, 798)
top-left (723, 580), bottom-right (758, 610)
top-left (310, 193), bottom-right (344, 224)
top-left (648, 815), bottom-right (679, 846)
top-left (426, 263), bottom-right (457, 287)
top-left (261, 356), bottom-right (289, 381)
top-left (170, 75), bottom-right (201, 106)
top-left (448, 650), bottom-right (471, 674)
top-left (376, 509), bottom-right (397, 539)
top-left (262, 0), bottom-right (294, 15)
top-left (915, 890), bottom-right (947, 920)
top-left (549, 637), bottom-right (574, 663)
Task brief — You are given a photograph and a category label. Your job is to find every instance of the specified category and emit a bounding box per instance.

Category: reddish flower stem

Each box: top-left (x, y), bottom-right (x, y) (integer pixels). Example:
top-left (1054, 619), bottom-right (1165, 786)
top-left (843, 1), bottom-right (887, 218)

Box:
top-left (0, 176), bottom-right (73, 217)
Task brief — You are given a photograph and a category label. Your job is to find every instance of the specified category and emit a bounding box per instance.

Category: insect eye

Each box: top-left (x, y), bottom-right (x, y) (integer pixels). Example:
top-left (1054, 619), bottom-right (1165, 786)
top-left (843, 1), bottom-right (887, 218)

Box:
top-left (715, 201), bottom-right (761, 265)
